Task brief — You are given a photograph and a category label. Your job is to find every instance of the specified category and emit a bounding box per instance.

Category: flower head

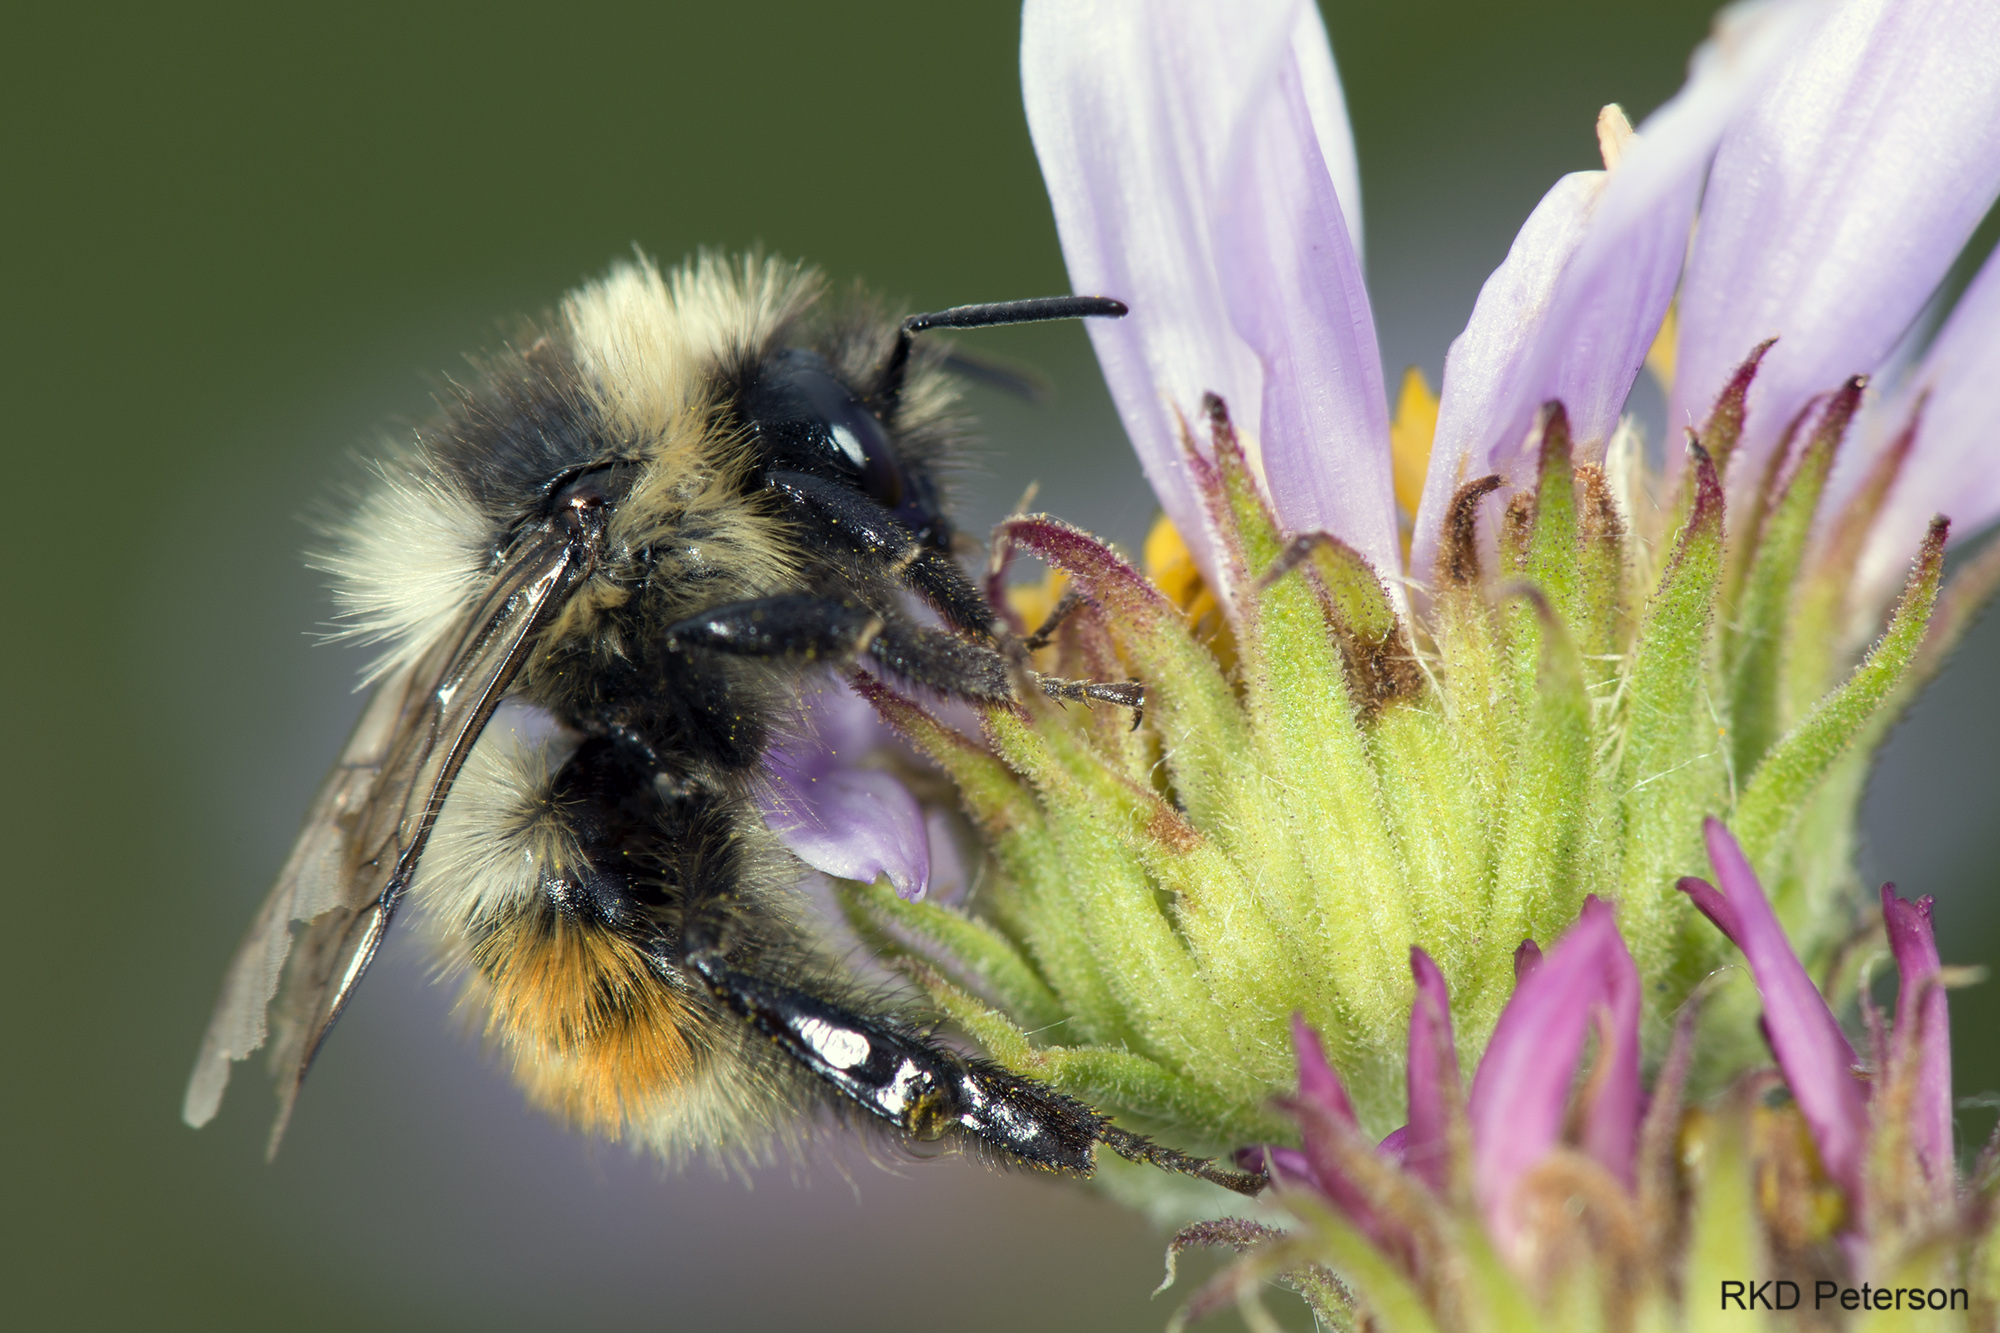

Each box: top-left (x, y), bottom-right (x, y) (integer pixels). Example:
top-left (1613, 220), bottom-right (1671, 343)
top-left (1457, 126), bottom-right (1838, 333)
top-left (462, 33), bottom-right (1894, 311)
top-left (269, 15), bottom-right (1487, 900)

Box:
top-left (819, 0), bottom-right (2000, 1219)
top-left (1244, 899), bottom-right (1645, 1269)
top-left (808, 3), bottom-right (2000, 1303)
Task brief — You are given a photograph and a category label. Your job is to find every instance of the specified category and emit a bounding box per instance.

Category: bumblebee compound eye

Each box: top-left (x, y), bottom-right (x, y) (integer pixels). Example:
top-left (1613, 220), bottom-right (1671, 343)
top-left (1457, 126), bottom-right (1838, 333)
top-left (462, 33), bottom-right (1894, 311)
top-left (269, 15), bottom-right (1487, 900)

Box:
top-left (740, 349), bottom-right (951, 548)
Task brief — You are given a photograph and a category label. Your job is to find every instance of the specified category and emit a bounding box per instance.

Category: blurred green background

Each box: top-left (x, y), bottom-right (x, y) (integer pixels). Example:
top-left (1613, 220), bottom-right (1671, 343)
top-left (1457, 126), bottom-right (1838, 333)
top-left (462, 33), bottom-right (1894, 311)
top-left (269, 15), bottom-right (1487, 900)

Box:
top-left (6, 3), bottom-right (1996, 1329)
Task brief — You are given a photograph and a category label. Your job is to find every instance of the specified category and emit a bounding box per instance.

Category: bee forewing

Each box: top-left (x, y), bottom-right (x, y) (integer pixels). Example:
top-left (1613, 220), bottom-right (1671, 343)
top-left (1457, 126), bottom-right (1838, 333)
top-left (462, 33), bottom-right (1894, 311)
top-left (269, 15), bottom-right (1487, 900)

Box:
top-left (183, 532), bottom-right (581, 1151)
top-left (181, 660), bottom-right (420, 1131)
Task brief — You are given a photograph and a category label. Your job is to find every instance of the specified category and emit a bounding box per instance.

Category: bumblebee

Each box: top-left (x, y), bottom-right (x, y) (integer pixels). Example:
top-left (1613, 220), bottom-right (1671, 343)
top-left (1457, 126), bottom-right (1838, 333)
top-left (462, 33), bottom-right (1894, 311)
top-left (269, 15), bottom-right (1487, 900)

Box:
top-left (184, 252), bottom-right (1259, 1195)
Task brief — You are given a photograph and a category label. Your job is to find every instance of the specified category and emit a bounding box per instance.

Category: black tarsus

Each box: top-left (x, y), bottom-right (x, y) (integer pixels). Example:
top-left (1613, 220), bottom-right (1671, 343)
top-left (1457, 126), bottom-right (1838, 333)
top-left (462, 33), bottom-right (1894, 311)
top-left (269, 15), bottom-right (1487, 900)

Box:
top-left (874, 295), bottom-right (1128, 413)
top-left (1096, 1123), bottom-right (1268, 1198)
top-left (1016, 589), bottom-right (1145, 729)
top-left (1021, 585), bottom-right (1086, 652)
top-left (1033, 674), bottom-right (1146, 730)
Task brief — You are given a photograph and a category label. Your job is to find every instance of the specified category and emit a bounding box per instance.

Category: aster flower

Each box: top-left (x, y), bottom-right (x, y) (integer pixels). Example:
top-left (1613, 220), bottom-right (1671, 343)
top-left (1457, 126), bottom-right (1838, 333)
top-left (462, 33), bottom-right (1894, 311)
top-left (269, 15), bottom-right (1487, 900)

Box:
top-left (1168, 824), bottom-right (1984, 1330)
top-left (817, 0), bottom-right (2000, 1273)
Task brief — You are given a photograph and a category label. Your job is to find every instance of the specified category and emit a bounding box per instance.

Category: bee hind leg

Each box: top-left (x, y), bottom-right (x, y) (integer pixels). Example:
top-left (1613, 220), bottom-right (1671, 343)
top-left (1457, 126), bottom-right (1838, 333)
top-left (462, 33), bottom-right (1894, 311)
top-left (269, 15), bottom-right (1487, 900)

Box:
top-left (678, 945), bottom-right (1263, 1193)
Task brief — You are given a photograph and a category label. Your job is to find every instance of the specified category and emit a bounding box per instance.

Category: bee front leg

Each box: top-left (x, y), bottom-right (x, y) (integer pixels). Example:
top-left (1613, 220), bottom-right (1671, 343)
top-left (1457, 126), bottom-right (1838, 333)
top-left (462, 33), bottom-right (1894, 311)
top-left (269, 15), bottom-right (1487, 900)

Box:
top-left (665, 595), bottom-right (1012, 703)
top-left (762, 470), bottom-right (995, 636)
top-left (1020, 585), bottom-right (1085, 651)
top-left (760, 473), bottom-right (1145, 726)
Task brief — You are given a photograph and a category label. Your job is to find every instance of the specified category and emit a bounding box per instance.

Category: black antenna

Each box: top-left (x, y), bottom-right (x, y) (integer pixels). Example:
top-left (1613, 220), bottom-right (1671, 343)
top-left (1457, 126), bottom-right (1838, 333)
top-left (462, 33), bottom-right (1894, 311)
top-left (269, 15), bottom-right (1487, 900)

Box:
top-left (874, 295), bottom-right (1127, 412)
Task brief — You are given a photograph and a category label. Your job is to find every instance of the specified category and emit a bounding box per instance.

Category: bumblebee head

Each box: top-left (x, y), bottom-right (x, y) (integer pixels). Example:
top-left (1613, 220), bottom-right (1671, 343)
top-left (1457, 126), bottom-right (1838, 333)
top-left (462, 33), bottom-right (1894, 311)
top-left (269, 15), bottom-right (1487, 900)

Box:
top-left (735, 290), bottom-right (1131, 557)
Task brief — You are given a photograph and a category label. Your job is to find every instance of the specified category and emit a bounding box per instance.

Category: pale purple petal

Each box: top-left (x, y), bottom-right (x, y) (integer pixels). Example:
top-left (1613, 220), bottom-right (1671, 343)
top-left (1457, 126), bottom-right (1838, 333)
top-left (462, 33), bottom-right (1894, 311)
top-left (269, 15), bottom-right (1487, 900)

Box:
top-left (1023, 0), bottom-right (1392, 587)
top-left (1412, 0), bottom-right (1820, 585)
top-left (1857, 245), bottom-right (2000, 597)
top-left (1881, 884), bottom-right (1953, 1193)
top-left (1413, 173), bottom-right (1596, 582)
top-left (1513, 939), bottom-right (1544, 984)
top-left (1589, 0), bottom-right (1830, 243)
top-left (1672, 0), bottom-right (2000, 500)
top-left (1467, 897), bottom-right (1627, 1242)
top-left (760, 686), bottom-right (931, 900)
top-left (1289, 4), bottom-right (1363, 256)
top-left (1532, 0), bottom-right (1828, 461)
top-left (763, 767), bottom-right (931, 900)
top-left (1211, 45), bottom-right (1398, 595)
top-left (1680, 819), bottom-right (1869, 1196)
top-left (1403, 947), bottom-right (1461, 1193)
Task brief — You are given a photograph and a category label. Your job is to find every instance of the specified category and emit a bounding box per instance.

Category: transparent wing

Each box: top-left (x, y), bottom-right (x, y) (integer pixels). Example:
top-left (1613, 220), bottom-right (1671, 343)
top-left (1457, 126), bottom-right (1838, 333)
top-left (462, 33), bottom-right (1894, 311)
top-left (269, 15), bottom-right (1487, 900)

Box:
top-left (180, 660), bottom-right (416, 1131)
top-left (183, 531), bottom-right (580, 1153)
